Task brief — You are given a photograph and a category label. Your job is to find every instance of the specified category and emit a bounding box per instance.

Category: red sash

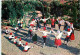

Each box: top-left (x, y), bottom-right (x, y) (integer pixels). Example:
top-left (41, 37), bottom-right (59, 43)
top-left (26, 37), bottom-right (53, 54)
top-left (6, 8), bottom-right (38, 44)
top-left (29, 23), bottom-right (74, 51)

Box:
top-left (66, 36), bottom-right (69, 38)
top-left (42, 36), bottom-right (47, 38)
top-left (30, 30), bottom-right (32, 32)
top-left (23, 50), bottom-right (28, 52)
top-left (14, 42), bottom-right (16, 44)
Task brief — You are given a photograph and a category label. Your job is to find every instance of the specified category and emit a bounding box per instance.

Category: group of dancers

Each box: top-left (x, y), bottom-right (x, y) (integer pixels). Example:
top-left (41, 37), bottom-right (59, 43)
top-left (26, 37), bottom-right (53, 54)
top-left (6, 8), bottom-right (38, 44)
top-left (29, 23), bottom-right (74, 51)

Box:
top-left (28, 16), bottom-right (75, 48)
top-left (5, 27), bottom-right (33, 52)
top-left (4, 16), bottom-right (75, 52)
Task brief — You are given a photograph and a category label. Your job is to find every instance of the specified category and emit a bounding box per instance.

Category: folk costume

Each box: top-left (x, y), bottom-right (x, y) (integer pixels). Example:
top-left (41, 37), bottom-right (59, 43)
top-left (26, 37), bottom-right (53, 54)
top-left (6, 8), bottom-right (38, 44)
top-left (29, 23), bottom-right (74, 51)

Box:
top-left (36, 19), bottom-right (41, 30)
top-left (39, 28), bottom-right (51, 47)
top-left (28, 26), bottom-right (33, 38)
top-left (50, 17), bottom-right (56, 29)
top-left (15, 27), bottom-right (18, 32)
top-left (52, 30), bottom-right (63, 48)
top-left (17, 38), bottom-right (23, 46)
top-left (14, 36), bottom-right (17, 44)
top-left (22, 42), bottom-right (33, 52)
top-left (70, 23), bottom-right (74, 30)
top-left (70, 28), bottom-right (75, 40)
top-left (58, 19), bottom-right (62, 29)
top-left (64, 28), bottom-right (72, 44)
top-left (9, 32), bottom-right (14, 40)
top-left (29, 19), bottom-right (36, 27)
top-left (40, 17), bottom-right (49, 27)
top-left (5, 27), bottom-right (9, 34)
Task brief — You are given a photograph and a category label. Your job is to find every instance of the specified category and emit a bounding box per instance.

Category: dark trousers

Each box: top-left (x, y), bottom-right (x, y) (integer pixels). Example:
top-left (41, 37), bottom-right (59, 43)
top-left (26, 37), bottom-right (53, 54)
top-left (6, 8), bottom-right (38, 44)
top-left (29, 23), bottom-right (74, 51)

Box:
top-left (64, 37), bottom-right (70, 43)
top-left (58, 24), bottom-right (61, 29)
top-left (44, 23), bottom-right (47, 27)
top-left (43, 37), bottom-right (46, 43)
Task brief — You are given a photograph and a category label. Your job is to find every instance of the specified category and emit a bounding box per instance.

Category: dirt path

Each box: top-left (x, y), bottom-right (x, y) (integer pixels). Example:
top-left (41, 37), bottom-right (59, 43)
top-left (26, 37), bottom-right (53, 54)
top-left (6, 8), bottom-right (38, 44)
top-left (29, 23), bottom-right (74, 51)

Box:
top-left (1, 23), bottom-right (80, 55)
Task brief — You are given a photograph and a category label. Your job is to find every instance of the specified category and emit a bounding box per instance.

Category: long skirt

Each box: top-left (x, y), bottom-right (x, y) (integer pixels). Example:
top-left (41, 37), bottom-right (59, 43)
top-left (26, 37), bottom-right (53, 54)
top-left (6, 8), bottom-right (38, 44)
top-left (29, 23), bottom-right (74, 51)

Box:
top-left (54, 38), bottom-right (62, 46)
top-left (70, 33), bottom-right (75, 40)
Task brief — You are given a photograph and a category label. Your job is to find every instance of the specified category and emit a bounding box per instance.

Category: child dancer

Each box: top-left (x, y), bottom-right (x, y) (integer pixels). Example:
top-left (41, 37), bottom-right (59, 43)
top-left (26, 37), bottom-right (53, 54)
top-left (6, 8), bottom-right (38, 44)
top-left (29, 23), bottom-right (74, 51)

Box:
top-left (5, 27), bottom-right (9, 35)
top-left (22, 42), bottom-right (33, 52)
top-left (14, 36), bottom-right (17, 44)
top-left (17, 38), bottom-right (23, 46)
top-left (15, 27), bottom-right (18, 32)
top-left (9, 32), bottom-right (14, 40)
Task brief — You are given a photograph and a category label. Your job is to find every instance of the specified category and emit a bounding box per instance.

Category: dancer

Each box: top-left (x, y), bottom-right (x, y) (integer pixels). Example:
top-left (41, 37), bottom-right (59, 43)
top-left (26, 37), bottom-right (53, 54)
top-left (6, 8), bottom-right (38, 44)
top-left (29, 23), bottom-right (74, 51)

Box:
top-left (63, 28), bottom-right (72, 45)
top-left (58, 18), bottom-right (62, 30)
top-left (15, 27), bottom-right (18, 32)
top-left (18, 20), bottom-right (21, 28)
top-left (64, 20), bottom-right (68, 31)
top-left (70, 23), bottom-right (74, 30)
top-left (65, 21), bottom-right (70, 30)
top-left (36, 18), bottom-right (41, 30)
top-left (9, 32), bottom-right (14, 40)
top-left (5, 27), bottom-right (9, 35)
top-left (38, 28), bottom-right (51, 47)
top-left (17, 38), bottom-right (23, 46)
top-left (22, 42), bottom-right (33, 52)
top-left (52, 30), bottom-right (63, 48)
top-left (50, 17), bottom-right (56, 30)
top-left (70, 28), bottom-right (75, 40)
top-left (40, 17), bottom-right (50, 27)
top-left (28, 26), bottom-right (33, 38)
top-left (14, 36), bottom-right (17, 44)
top-left (29, 19), bottom-right (36, 27)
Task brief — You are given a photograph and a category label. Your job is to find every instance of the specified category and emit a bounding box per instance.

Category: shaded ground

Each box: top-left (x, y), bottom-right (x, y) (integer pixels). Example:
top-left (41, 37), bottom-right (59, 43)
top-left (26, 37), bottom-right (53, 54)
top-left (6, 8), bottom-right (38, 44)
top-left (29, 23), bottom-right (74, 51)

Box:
top-left (1, 23), bottom-right (80, 55)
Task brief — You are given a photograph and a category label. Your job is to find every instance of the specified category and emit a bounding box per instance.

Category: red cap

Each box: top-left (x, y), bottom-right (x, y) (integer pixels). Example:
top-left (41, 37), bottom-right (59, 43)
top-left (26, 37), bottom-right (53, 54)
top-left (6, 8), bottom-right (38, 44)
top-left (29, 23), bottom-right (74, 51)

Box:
top-left (67, 28), bottom-right (70, 31)
top-left (25, 42), bottom-right (28, 45)
top-left (6, 27), bottom-right (8, 29)
top-left (19, 38), bottom-right (21, 41)
top-left (70, 23), bottom-right (73, 24)
top-left (43, 27), bottom-right (46, 30)
top-left (10, 32), bottom-right (12, 35)
top-left (15, 36), bottom-right (17, 39)
top-left (32, 19), bottom-right (34, 21)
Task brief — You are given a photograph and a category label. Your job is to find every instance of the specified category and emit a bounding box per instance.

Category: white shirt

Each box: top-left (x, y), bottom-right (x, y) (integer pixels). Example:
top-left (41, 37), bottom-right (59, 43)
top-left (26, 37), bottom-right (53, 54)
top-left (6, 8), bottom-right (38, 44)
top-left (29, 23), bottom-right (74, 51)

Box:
top-left (40, 18), bottom-right (49, 22)
top-left (5, 30), bottom-right (9, 33)
top-left (24, 46), bottom-right (30, 50)
top-left (64, 29), bottom-right (72, 36)
top-left (15, 27), bottom-right (18, 30)
top-left (56, 32), bottom-right (63, 39)
top-left (39, 30), bottom-right (51, 36)
top-left (9, 35), bottom-right (14, 39)
top-left (18, 41), bottom-right (22, 45)
top-left (14, 39), bottom-right (17, 42)
top-left (52, 31), bottom-right (63, 39)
